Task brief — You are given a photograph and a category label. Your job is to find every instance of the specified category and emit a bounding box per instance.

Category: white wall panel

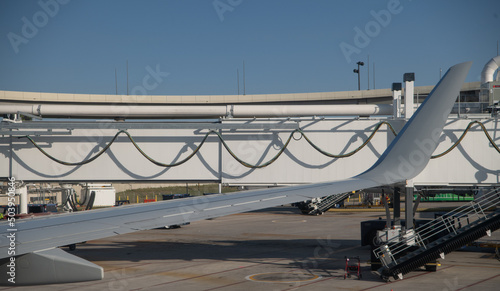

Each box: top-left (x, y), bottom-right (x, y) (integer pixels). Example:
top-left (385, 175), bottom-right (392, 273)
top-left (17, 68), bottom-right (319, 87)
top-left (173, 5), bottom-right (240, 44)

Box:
top-left (414, 119), bottom-right (500, 185)
top-left (0, 128), bottom-right (219, 181)
top-left (221, 119), bottom-right (403, 184)
top-left (1, 118), bottom-right (498, 186)
top-left (221, 118), bottom-right (500, 186)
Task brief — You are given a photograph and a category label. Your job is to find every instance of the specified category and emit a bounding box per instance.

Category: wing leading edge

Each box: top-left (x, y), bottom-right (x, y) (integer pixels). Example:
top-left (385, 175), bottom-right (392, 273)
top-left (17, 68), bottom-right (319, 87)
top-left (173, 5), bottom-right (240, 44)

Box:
top-left (0, 62), bottom-right (472, 285)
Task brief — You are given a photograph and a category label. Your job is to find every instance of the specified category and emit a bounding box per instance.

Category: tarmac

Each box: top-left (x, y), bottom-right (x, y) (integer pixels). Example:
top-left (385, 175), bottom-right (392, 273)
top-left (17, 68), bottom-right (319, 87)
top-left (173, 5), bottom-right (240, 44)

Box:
top-left (2, 203), bottom-right (499, 291)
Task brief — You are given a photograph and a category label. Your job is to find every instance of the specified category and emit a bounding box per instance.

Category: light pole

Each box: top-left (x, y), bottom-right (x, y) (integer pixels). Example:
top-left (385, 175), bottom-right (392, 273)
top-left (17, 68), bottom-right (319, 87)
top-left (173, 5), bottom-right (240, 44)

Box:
top-left (353, 61), bottom-right (364, 90)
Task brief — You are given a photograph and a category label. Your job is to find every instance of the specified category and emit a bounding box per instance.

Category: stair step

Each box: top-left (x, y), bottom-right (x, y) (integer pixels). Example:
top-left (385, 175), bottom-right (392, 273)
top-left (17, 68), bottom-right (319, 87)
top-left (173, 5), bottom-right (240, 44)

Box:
top-left (375, 188), bottom-right (500, 280)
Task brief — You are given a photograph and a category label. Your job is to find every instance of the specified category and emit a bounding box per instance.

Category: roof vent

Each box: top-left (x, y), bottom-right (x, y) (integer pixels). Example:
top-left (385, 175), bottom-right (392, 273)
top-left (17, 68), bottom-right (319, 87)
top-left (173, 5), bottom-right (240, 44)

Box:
top-left (481, 56), bottom-right (500, 84)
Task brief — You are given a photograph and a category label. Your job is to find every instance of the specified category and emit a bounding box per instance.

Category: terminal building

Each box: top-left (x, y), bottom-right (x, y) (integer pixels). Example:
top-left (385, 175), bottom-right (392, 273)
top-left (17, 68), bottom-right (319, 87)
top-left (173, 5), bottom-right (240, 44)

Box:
top-left (1, 56), bottom-right (499, 116)
top-left (0, 80), bottom-right (491, 109)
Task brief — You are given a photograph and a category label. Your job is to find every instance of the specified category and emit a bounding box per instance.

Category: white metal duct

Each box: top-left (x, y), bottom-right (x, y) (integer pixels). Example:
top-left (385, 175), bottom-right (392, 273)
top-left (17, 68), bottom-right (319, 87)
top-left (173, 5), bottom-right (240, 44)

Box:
top-left (0, 104), bottom-right (393, 118)
top-left (481, 55), bottom-right (500, 84)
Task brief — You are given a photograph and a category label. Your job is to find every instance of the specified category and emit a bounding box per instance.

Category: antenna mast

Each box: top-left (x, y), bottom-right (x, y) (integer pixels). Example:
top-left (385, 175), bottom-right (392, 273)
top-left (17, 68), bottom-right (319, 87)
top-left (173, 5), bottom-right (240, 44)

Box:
top-left (373, 62), bottom-right (376, 90)
top-left (115, 68), bottom-right (118, 95)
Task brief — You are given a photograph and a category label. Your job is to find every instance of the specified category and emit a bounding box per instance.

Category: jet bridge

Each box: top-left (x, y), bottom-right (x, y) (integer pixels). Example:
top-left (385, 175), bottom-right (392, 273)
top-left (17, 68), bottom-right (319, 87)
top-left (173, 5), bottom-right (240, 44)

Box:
top-left (0, 117), bottom-right (499, 186)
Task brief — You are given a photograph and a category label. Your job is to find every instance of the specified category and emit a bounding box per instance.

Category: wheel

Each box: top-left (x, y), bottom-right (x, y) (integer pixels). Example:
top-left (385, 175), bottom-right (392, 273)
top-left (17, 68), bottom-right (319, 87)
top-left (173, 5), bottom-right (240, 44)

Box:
top-left (372, 233), bottom-right (383, 247)
top-left (69, 244), bottom-right (76, 251)
top-left (359, 274), bottom-right (362, 279)
top-left (344, 274), bottom-right (346, 280)
top-left (425, 264), bottom-right (437, 272)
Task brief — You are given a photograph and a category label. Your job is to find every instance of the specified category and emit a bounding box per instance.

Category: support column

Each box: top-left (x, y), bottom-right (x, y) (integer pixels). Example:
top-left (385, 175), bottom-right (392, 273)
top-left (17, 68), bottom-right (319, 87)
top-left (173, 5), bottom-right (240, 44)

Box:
top-left (383, 190), bottom-right (391, 229)
top-left (405, 179), bottom-right (415, 230)
top-left (392, 83), bottom-right (402, 118)
top-left (17, 186), bottom-right (28, 214)
top-left (393, 187), bottom-right (401, 226)
top-left (404, 73), bottom-right (415, 119)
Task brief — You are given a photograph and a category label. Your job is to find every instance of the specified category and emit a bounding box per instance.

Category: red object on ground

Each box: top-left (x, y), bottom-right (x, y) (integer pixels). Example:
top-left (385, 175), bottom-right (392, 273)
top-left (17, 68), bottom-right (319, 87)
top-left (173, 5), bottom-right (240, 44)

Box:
top-left (344, 256), bottom-right (362, 279)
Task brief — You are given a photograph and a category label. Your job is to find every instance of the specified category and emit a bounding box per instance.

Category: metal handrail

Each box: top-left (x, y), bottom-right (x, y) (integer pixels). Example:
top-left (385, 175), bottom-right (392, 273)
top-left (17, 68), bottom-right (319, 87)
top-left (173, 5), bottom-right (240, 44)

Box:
top-left (374, 188), bottom-right (500, 267)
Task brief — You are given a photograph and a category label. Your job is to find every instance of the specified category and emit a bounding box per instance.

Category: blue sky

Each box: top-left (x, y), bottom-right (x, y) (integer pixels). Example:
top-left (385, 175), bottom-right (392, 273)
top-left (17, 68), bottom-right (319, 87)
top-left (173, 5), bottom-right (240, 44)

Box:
top-left (0, 0), bottom-right (499, 95)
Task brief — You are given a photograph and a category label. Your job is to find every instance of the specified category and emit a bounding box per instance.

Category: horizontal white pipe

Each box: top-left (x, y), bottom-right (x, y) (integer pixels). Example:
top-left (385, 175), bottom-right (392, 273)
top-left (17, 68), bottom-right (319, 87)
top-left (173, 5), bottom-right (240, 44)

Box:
top-left (481, 55), bottom-right (500, 84)
top-left (0, 104), bottom-right (227, 118)
top-left (231, 104), bottom-right (392, 117)
top-left (0, 104), bottom-right (393, 118)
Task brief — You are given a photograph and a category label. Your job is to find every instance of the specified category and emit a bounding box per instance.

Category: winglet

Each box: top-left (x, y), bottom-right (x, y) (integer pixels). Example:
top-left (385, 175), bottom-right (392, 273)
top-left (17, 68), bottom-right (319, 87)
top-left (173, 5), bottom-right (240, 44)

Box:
top-left (359, 61), bottom-right (472, 185)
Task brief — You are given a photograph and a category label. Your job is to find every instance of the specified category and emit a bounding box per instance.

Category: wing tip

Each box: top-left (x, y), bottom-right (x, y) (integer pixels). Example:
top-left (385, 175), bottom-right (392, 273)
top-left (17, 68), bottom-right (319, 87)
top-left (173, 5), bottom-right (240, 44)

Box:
top-left (358, 61), bottom-right (472, 184)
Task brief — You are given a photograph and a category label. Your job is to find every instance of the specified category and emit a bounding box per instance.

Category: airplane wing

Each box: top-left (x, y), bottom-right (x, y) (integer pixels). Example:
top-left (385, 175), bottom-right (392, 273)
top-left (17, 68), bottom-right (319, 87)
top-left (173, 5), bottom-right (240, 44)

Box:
top-left (0, 62), bottom-right (472, 285)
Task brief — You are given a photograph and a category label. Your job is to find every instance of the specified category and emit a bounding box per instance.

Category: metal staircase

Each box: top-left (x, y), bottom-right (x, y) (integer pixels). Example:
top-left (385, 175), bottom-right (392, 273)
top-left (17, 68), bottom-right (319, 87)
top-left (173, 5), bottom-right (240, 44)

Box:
top-left (373, 188), bottom-right (500, 281)
top-left (295, 192), bottom-right (351, 215)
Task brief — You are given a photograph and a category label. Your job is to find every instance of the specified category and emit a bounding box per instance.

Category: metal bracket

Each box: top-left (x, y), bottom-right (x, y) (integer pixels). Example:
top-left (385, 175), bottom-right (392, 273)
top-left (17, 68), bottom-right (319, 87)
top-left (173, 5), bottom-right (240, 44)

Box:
top-left (18, 111), bottom-right (42, 121)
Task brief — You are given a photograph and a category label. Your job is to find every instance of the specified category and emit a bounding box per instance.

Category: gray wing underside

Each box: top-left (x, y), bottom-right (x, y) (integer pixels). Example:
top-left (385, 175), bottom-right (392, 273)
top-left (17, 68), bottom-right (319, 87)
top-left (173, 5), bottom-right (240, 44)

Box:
top-left (0, 177), bottom-right (379, 258)
top-left (0, 61), bottom-right (472, 260)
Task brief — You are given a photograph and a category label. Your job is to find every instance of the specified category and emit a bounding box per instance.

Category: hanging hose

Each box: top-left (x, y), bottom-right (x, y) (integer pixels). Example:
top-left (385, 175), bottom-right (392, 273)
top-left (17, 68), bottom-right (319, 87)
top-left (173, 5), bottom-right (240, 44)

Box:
top-left (431, 120), bottom-right (500, 159)
top-left (127, 130), bottom-right (214, 167)
top-left (67, 192), bottom-right (78, 212)
top-left (85, 191), bottom-right (96, 211)
top-left (72, 188), bottom-right (88, 206)
top-left (22, 131), bottom-right (125, 166)
top-left (299, 121), bottom-right (398, 158)
top-left (18, 121), bottom-right (499, 169)
top-left (214, 129), bottom-right (297, 168)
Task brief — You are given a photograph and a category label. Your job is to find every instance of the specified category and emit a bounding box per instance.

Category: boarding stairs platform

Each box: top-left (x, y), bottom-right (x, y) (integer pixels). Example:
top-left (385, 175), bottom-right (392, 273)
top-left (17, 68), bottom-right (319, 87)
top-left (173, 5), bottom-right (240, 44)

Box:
top-left (373, 188), bottom-right (500, 281)
top-left (296, 192), bottom-right (351, 215)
